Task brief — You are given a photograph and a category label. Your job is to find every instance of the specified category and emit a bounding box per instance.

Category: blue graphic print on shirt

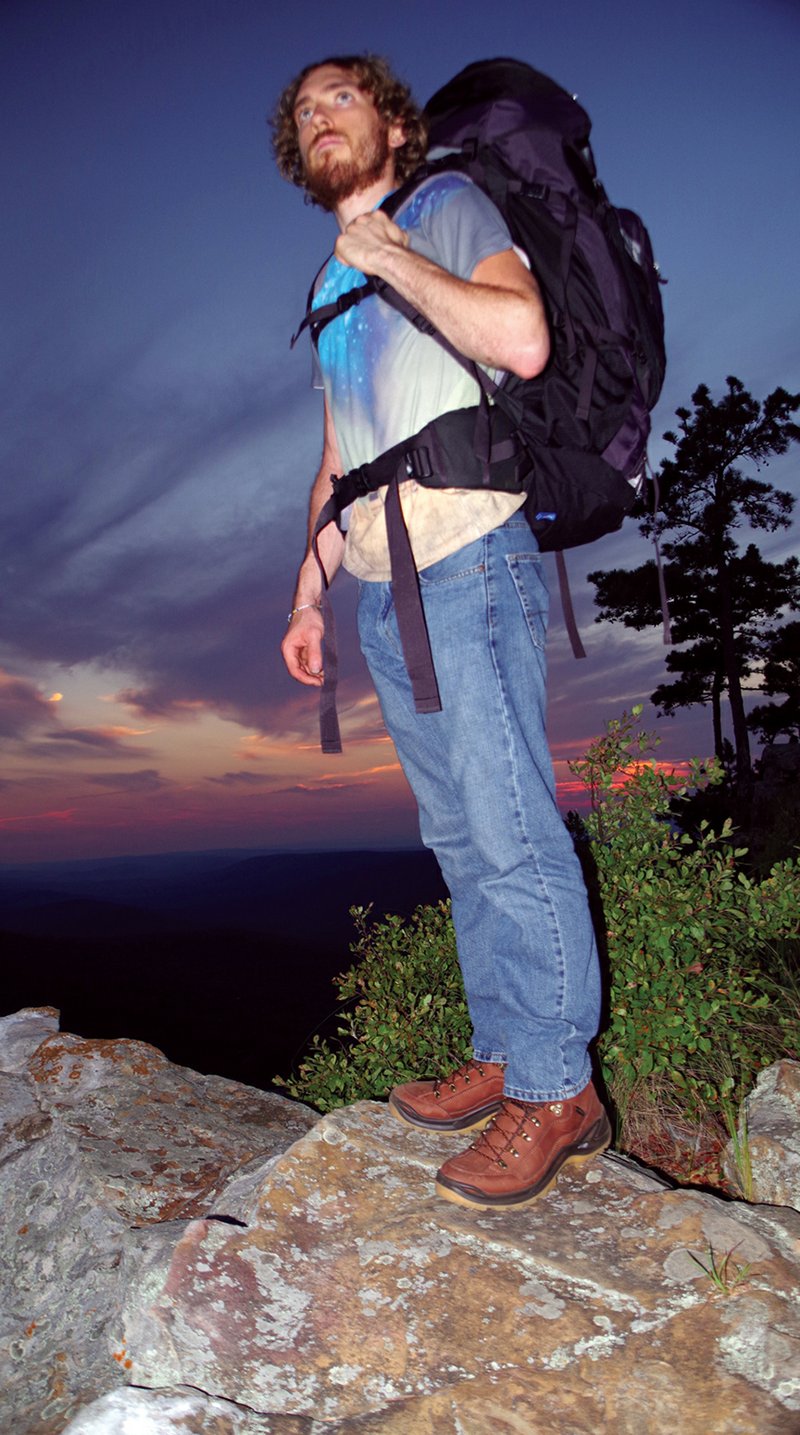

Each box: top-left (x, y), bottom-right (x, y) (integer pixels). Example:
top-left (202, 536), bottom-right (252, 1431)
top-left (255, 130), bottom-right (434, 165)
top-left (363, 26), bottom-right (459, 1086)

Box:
top-left (312, 173), bottom-right (513, 474)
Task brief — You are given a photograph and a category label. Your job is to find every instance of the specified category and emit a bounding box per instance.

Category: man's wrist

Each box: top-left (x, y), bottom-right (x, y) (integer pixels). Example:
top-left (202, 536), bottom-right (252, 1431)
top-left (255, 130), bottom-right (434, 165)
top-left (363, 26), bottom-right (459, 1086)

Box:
top-left (287, 600), bottom-right (322, 622)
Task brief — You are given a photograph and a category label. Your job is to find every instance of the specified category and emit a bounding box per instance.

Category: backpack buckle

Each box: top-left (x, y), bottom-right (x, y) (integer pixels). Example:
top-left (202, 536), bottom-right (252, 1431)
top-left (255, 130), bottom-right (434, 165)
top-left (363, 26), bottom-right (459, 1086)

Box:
top-left (353, 465), bottom-right (375, 497)
top-left (333, 465), bottom-right (372, 499)
top-left (404, 446), bottom-right (434, 480)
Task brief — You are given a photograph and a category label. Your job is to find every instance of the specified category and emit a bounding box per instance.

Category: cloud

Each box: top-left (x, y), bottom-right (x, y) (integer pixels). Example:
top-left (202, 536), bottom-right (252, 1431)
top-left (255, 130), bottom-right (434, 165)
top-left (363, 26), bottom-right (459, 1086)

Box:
top-left (43, 726), bottom-right (155, 756)
top-left (0, 672), bottom-right (167, 769)
top-left (273, 780), bottom-right (377, 796)
top-left (14, 720), bottom-right (158, 763)
top-left (0, 670), bottom-right (56, 738)
top-left (113, 691), bottom-right (213, 722)
top-left (0, 807), bottom-right (77, 830)
top-left (0, 328), bottom-right (338, 746)
top-left (84, 769), bottom-right (167, 792)
top-left (206, 770), bottom-right (273, 787)
top-left (335, 762), bottom-right (402, 779)
top-left (107, 591), bottom-right (373, 746)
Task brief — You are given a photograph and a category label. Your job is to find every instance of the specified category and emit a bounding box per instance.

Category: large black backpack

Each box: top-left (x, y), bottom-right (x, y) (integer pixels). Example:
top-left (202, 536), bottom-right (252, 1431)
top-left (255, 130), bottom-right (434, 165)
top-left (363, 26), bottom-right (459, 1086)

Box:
top-left (299, 59), bottom-right (667, 752)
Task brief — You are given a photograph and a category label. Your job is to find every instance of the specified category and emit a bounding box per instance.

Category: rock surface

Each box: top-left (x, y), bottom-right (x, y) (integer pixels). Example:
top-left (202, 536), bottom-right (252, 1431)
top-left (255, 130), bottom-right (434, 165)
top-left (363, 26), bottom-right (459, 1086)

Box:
top-left (3, 1009), bottom-right (800, 1434)
top-left (0, 1009), bottom-right (316, 1435)
top-left (724, 1059), bottom-right (800, 1210)
top-left (61, 1386), bottom-right (309, 1433)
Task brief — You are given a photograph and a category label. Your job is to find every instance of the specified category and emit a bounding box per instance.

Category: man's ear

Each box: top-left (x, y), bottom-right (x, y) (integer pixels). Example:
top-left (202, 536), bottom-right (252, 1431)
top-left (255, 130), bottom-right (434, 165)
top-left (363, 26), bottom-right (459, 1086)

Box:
top-left (388, 121), bottom-right (405, 152)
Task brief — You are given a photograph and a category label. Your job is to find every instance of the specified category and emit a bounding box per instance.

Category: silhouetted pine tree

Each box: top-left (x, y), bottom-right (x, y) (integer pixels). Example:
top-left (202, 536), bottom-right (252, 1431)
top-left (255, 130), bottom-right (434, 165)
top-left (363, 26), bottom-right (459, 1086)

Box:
top-left (589, 377), bottom-right (800, 783)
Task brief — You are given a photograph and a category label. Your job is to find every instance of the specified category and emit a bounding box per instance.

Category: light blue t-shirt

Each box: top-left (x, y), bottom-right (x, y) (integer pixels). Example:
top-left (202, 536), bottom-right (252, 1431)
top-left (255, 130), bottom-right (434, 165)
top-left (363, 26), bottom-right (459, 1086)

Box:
top-left (312, 172), bottom-right (514, 474)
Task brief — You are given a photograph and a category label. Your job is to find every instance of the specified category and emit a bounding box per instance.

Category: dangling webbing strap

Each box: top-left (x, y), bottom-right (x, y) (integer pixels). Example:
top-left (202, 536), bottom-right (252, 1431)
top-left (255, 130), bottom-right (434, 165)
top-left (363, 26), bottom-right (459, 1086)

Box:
top-left (309, 462), bottom-right (439, 754)
top-left (554, 550), bottom-right (587, 660)
top-left (385, 473), bottom-right (441, 713)
top-left (306, 506), bottom-right (342, 754)
top-left (317, 577), bottom-right (341, 755)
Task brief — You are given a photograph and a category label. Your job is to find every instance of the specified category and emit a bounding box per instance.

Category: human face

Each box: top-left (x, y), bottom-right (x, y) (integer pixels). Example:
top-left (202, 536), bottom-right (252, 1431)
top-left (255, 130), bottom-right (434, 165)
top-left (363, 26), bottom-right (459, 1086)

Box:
top-left (294, 65), bottom-right (403, 211)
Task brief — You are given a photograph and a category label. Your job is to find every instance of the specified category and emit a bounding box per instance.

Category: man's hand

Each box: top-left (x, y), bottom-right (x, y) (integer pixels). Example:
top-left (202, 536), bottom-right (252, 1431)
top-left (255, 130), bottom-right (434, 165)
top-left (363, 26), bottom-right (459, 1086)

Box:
top-left (335, 213), bottom-right (549, 380)
top-left (335, 210), bottom-right (410, 275)
top-left (281, 606), bottom-right (325, 686)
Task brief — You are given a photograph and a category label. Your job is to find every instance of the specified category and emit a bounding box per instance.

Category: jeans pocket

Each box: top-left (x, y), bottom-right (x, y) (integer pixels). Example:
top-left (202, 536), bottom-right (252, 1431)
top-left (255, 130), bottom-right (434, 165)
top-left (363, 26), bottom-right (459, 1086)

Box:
top-left (418, 535), bottom-right (485, 588)
top-left (507, 553), bottom-right (548, 650)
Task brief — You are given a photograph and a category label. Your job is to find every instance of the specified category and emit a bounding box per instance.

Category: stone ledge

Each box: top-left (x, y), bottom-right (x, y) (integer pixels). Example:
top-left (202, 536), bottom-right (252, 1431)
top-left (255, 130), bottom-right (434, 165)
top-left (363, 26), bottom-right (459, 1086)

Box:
top-left (2, 1009), bottom-right (799, 1434)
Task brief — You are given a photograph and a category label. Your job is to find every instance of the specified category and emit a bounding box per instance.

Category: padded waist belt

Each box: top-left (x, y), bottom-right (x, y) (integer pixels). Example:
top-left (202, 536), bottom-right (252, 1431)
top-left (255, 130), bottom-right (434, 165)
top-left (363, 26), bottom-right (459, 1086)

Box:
top-left (312, 405), bottom-right (530, 753)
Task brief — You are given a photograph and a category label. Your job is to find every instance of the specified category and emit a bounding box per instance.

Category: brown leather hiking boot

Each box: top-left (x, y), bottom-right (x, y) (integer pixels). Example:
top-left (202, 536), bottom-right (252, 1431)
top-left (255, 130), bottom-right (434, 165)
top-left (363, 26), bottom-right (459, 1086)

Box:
top-left (435, 1081), bottom-right (611, 1208)
top-left (388, 1059), bottom-right (506, 1133)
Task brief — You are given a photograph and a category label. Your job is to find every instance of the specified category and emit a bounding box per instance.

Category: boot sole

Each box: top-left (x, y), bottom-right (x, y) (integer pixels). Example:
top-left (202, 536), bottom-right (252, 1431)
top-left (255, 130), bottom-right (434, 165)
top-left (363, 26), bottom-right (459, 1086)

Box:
top-left (388, 1095), bottom-right (503, 1135)
top-left (435, 1114), bottom-right (613, 1209)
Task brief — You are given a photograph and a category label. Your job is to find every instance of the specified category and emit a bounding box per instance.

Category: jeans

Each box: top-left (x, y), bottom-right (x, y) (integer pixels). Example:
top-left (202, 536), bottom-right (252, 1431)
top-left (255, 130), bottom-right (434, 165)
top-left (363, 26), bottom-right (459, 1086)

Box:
top-left (357, 514), bottom-right (601, 1102)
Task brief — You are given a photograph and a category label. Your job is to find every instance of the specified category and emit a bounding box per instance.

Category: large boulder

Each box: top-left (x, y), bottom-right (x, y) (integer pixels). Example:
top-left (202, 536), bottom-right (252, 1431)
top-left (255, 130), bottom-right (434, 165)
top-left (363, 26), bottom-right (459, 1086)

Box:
top-left (724, 1059), bottom-right (800, 1210)
top-left (0, 1009), bottom-right (316, 1435)
top-left (2, 1010), bottom-right (800, 1434)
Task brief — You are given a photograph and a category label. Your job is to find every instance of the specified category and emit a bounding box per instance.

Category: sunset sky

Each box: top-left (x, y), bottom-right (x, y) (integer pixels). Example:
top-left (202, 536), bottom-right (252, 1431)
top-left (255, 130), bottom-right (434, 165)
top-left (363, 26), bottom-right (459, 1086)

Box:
top-left (2, 0), bottom-right (798, 865)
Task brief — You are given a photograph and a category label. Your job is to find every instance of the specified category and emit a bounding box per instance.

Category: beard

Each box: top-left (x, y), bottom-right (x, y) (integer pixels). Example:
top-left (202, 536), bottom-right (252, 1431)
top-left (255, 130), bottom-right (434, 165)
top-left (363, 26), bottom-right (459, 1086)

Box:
top-left (304, 122), bottom-right (392, 211)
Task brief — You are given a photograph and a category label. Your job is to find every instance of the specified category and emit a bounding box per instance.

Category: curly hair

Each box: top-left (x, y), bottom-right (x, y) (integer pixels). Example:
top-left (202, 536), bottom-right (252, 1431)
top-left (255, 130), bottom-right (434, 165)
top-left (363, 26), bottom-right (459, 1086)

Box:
top-left (271, 54), bottom-right (428, 192)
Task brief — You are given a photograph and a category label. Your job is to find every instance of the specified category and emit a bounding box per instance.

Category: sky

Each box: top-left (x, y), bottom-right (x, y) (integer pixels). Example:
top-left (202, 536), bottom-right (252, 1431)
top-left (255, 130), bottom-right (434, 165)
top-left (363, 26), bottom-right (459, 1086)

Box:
top-left (1, 0), bottom-right (799, 865)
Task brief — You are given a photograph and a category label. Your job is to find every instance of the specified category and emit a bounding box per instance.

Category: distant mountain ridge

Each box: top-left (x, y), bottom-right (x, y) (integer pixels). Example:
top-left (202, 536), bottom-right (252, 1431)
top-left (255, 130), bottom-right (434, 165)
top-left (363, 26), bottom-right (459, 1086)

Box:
top-left (0, 846), bottom-right (447, 937)
top-left (0, 847), bottom-right (448, 1090)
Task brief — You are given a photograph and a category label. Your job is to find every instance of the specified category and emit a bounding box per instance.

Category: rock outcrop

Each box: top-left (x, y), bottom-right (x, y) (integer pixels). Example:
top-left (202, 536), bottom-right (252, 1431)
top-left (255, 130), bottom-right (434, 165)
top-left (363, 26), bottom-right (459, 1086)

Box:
top-left (1, 1008), bottom-right (316, 1435)
top-left (724, 1059), bottom-right (800, 1209)
top-left (3, 1008), bottom-right (800, 1434)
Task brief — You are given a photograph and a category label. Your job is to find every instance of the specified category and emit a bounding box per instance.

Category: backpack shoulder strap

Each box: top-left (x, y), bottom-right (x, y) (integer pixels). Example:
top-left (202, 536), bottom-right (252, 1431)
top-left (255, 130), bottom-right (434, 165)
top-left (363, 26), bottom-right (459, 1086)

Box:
top-left (290, 166), bottom-right (444, 350)
top-left (290, 272), bottom-right (376, 349)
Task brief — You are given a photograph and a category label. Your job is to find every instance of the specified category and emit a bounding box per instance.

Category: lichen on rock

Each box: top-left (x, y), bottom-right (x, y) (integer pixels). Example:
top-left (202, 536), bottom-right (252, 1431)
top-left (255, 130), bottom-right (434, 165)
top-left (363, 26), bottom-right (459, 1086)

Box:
top-left (2, 1009), bottom-right (800, 1435)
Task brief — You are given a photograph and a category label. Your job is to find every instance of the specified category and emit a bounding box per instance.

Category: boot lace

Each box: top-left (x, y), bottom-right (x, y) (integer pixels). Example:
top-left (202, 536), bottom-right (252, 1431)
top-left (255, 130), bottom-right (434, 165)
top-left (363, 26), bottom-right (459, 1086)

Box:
top-left (433, 1058), bottom-right (487, 1100)
top-left (468, 1099), bottom-right (542, 1168)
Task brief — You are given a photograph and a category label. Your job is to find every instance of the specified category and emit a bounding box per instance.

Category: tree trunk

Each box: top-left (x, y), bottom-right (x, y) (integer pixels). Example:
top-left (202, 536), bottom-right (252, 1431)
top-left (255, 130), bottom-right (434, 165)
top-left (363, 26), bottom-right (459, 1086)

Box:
top-left (716, 551), bottom-right (752, 788)
top-left (711, 668), bottom-right (724, 765)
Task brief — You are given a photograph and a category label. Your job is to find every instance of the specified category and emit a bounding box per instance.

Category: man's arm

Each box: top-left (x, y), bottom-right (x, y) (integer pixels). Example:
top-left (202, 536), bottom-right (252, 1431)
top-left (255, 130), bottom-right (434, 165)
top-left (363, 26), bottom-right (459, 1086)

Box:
top-left (334, 210), bottom-right (550, 380)
top-left (281, 396), bottom-right (345, 687)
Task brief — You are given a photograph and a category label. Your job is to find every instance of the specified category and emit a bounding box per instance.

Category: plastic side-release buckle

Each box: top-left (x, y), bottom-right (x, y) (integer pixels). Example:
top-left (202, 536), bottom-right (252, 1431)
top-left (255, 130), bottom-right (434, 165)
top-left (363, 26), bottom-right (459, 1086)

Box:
top-left (403, 446), bottom-right (434, 481)
top-left (521, 181), bottom-right (550, 202)
top-left (333, 465), bottom-right (371, 499)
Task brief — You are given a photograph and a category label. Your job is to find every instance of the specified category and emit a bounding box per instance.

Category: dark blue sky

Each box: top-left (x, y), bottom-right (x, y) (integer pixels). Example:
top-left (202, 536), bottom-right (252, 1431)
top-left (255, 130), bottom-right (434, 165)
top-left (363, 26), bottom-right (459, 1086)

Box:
top-left (1, 0), bottom-right (798, 861)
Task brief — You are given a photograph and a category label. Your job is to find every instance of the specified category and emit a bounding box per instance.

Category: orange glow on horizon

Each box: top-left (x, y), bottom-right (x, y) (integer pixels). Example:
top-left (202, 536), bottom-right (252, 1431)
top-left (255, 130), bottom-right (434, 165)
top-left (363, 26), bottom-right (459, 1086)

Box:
top-left (0, 808), bottom-right (77, 828)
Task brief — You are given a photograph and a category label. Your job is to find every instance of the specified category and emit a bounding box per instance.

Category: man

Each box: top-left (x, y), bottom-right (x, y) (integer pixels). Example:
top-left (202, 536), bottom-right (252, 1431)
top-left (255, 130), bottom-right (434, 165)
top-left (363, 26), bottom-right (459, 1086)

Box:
top-left (273, 55), bottom-right (610, 1209)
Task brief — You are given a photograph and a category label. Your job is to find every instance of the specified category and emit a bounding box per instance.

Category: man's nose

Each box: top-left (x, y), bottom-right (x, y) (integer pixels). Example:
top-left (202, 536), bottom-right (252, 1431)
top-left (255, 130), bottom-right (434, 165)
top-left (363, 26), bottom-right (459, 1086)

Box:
top-left (310, 103), bottom-right (333, 131)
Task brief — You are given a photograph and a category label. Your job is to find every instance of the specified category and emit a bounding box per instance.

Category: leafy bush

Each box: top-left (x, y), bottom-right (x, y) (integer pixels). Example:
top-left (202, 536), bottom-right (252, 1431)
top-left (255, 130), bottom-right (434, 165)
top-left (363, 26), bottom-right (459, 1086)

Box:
top-left (570, 709), bottom-right (800, 1123)
top-left (275, 902), bottom-right (471, 1112)
top-left (279, 710), bottom-right (800, 1147)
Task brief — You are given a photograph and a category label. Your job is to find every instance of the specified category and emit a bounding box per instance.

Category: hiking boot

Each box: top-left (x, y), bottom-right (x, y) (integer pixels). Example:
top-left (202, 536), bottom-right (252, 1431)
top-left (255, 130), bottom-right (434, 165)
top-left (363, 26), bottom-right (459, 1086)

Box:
top-left (435, 1081), bottom-right (611, 1208)
top-left (388, 1059), bottom-right (506, 1133)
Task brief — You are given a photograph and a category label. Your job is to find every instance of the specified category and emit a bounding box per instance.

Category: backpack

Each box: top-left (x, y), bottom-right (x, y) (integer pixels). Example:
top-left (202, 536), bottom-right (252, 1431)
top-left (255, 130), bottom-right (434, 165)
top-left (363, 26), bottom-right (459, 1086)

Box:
top-left (296, 58), bottom-right (667, 752)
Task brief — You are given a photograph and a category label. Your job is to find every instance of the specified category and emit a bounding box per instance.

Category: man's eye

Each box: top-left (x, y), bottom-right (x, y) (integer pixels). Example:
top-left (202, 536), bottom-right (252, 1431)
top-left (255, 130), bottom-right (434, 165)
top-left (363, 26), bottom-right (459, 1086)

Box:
top-left (334, 90), bottom-right (354, 105)
top-left (297, 107), bottom-right (312, 126)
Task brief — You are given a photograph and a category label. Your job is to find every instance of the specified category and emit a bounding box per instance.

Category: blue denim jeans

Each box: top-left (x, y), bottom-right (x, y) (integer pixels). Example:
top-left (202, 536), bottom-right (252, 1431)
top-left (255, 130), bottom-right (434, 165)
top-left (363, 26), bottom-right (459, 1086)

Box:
top-left (357, 514), bottom-right (601, 1102)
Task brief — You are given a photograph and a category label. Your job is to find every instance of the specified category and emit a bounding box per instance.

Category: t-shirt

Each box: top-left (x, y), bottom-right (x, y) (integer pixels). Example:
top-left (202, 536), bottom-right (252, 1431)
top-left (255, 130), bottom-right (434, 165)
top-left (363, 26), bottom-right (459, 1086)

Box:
top-left (311, 174), bottom-right (525, 581)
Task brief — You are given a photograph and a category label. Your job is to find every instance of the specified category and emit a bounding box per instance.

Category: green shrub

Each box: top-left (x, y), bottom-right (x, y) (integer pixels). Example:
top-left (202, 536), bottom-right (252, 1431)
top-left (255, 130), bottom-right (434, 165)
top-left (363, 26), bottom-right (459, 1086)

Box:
top-left (570, 709), bottom-right (800, 1122)
top-left (279, 710), bottom-right (800, 1141)
top-left (275, 902), bottom-right (471, 1112)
